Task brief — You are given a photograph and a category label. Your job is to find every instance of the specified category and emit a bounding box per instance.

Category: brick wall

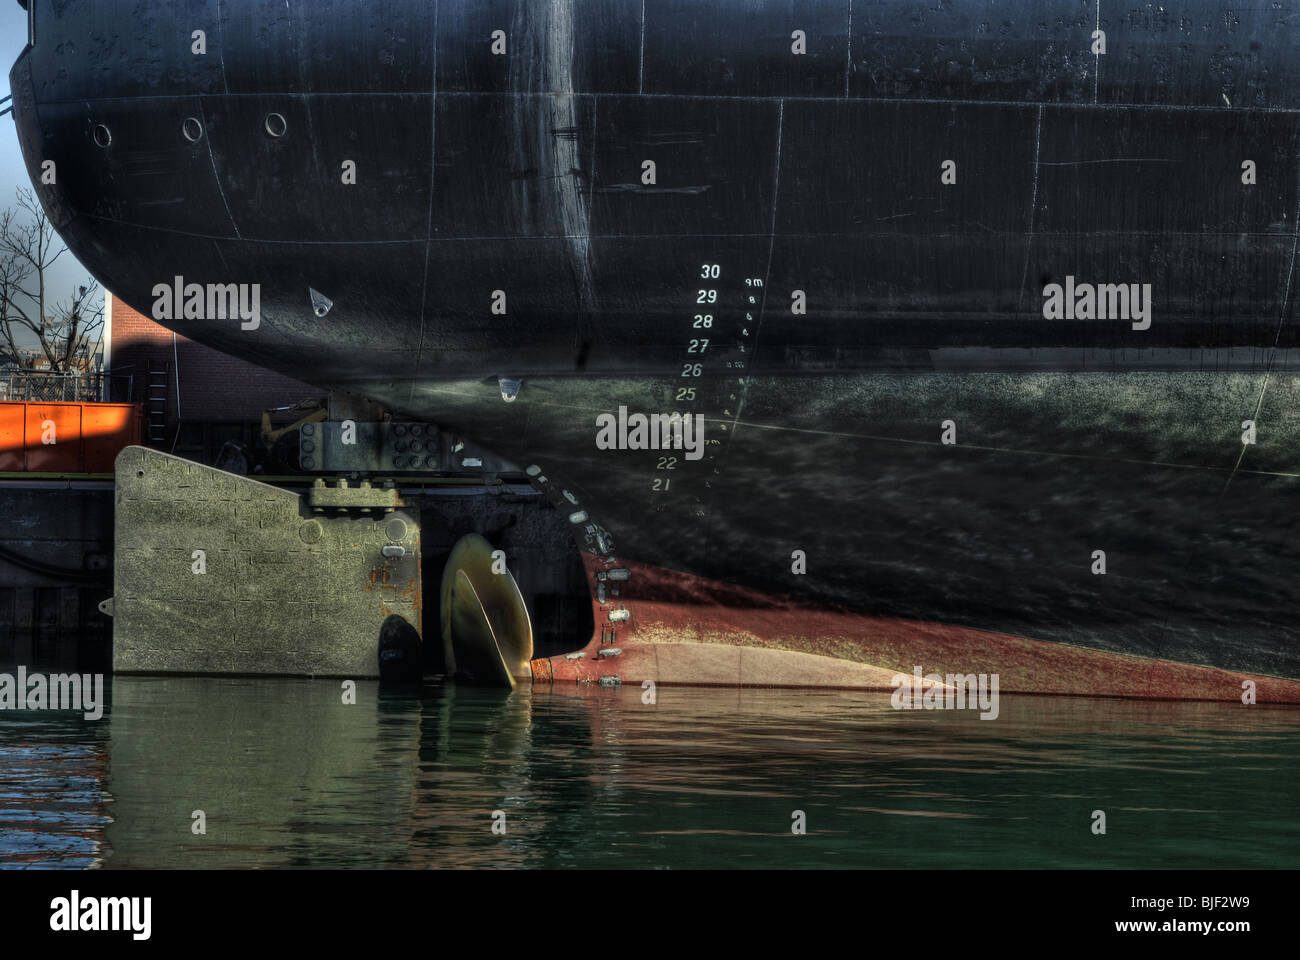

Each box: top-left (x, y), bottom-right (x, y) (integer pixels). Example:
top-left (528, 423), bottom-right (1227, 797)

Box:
top-left (108, 294), bottom-right (324, 422)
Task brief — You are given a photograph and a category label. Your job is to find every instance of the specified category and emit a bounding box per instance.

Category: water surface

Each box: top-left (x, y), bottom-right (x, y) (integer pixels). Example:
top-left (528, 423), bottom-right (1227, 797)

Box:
top-left (1, 677), bottom-right (1297, 868)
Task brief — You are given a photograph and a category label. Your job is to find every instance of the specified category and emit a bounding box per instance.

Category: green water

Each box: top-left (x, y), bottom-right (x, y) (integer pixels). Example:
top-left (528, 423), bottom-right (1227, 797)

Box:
top-left (1, 677), bottom-right (1297, 868)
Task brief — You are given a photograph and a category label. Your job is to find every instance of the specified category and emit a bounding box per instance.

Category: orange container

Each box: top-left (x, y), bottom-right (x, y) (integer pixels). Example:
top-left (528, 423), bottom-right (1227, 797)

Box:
top-left (24, 403), bottom-right (83, 472)
top-left (0, 401), bottom-right (142, 473)
top-left (0, 404), bottom-right (23, 472)
top-left (82, 403), bottom-right (143, 472)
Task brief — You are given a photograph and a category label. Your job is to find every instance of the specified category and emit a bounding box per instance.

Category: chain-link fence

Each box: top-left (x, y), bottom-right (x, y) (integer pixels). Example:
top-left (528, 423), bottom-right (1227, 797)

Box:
top-left (0, 371), bottom-right (107, 402)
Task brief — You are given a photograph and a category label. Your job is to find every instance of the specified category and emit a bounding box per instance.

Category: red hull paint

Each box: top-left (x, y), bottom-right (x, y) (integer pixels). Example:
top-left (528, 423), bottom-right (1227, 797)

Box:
top-left (528, 555), bottom-right (1300, 704)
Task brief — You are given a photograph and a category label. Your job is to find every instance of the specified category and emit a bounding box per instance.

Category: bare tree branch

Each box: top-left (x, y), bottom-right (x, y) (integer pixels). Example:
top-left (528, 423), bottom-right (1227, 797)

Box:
top-left (0, 187), bottom-right (104, 373)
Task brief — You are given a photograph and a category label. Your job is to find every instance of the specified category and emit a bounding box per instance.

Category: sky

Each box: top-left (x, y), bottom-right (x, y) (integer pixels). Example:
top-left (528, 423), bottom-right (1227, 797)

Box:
top-left (1, 2), bottom-right (100, 351)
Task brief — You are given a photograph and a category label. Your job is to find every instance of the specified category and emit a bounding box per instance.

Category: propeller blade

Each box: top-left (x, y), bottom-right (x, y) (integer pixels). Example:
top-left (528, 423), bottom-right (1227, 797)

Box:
top-left (448, 570), bottom-right (515, 689)
top-left (440, 533), bottom-right (534, 687)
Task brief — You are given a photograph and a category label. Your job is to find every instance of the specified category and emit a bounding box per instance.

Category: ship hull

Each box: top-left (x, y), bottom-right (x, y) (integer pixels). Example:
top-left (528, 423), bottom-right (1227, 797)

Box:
top-left (10, 1), bottom-right (1300, 693)
top-left (389, 370), bottom-right (1300, 695)
top-left (533, 556), bottom-right (1300, 703)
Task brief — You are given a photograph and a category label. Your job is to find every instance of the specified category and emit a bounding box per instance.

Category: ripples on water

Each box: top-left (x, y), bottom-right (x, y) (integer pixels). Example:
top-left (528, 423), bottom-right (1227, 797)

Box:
top-left (1, 677), bottom-right (1297, 868)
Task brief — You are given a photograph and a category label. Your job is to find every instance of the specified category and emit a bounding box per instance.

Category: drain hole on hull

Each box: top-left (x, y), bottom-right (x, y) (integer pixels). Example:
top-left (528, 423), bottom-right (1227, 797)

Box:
top-left (92, 123), bottom-right (111, 148)
top-left (264, 112), bottom-right (287, 138)
top-left (181, 117), bottom-right (203, 142)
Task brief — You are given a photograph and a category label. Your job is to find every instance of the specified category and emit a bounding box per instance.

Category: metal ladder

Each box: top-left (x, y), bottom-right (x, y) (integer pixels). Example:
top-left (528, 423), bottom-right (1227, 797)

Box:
top-left (145, 360), bottom-right (169, 446)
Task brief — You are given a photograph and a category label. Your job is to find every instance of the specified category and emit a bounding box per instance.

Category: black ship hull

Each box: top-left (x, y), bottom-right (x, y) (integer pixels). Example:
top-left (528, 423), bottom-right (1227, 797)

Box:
top-left (11, 0), bottom-right (1300, 695)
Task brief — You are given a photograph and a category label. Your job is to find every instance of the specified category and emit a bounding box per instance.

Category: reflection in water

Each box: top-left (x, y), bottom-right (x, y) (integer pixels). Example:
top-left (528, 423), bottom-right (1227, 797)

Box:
top-left (1, 678), bottom-right (1298, 868)
top-left (0, 713), bottom-right (111, 869)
